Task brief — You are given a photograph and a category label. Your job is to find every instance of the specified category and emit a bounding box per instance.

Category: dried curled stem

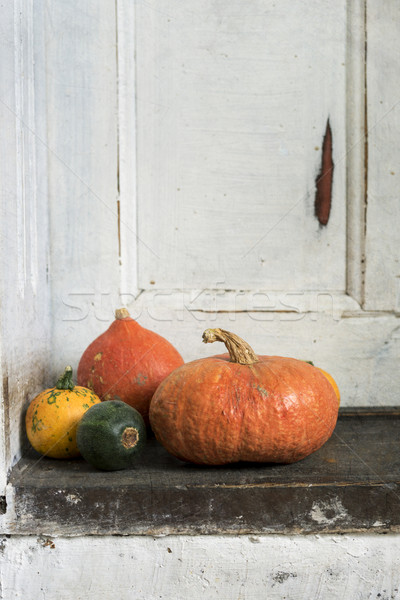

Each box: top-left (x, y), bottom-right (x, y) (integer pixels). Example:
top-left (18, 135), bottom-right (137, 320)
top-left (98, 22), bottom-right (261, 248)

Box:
top-left (202, 328), bottom-right (259, 365)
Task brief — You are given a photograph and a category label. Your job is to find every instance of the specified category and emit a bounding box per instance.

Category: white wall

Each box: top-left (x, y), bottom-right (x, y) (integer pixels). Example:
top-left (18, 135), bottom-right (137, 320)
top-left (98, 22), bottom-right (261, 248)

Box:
top-left (1, 534), bottom-right (400, 600)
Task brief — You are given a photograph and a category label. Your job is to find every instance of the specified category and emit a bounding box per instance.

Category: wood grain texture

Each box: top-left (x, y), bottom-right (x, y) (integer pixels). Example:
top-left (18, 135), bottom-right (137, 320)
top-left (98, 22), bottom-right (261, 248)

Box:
top-left (364, 1), bottom-right (400, 310)
top-left (5, 411), bottom-right (400, 535)
top-left (135, 0), bottom-right (347, 291)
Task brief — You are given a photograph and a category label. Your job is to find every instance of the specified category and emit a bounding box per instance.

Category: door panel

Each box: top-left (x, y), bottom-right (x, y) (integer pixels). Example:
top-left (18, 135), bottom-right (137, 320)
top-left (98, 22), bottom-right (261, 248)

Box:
top-left (364, 1), bottom-right (400, 311)
top-left (136, 0), bottom-right (347, 290)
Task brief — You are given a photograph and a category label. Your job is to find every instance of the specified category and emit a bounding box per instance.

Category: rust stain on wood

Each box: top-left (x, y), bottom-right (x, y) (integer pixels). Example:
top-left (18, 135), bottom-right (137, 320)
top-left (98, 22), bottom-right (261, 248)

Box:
top-left (315, 119), bottom-right (334, 226)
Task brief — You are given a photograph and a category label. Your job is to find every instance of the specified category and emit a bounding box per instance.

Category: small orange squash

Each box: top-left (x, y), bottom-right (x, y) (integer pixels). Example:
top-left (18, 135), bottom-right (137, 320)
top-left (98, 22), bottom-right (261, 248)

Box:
top-left (77, 308), bottom-right (184, 422)
top-left (149, 328), bottom-right (339, 465)
top-left (304, 361), bottom-right (340, 405)
top-left (25, 366), bottom-right (101, 459)
top-left (317, 368), bottom-right (340, 404)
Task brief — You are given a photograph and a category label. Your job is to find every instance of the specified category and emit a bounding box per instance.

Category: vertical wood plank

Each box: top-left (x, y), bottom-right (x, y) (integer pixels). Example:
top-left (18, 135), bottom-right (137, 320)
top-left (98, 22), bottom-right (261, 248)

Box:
top-left (0, 0), bottom-right (51, 486)
top-left (116, 0), bottom-right (139, 300)
top-left (364, 1), bottom-right (400, 310)
top-left (345, 0), bottom-right (366, 306)
top-left (46, 1), bottom-right (120, 374)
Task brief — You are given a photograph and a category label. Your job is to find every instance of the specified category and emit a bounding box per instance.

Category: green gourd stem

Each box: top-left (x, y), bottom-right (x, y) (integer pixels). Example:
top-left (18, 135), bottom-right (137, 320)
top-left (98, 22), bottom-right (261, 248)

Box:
top-left (56, 366), bottom-right (75, 391)
top-left (202, 328), bottom-right (259, 365)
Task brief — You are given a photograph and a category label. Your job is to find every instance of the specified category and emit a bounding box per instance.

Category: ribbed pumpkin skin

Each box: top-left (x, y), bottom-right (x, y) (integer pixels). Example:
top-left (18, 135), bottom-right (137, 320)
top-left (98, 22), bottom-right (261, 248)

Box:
top-left (77, 316), bottom-right (184, 421)
top-left (149, 354), bottom-right (338, 465)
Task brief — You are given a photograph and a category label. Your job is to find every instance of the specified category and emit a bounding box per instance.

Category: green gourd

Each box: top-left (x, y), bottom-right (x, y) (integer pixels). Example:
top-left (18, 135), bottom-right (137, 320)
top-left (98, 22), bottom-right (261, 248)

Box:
top-left (77, 400), bottom-right (146, 471)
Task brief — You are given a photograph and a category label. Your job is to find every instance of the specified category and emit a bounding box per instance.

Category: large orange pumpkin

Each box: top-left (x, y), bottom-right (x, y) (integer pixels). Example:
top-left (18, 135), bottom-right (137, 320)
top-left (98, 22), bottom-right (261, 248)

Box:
top-left (77, 308), bottom-right (184, 421)
top-left (149, 328), bottom-right (339, 465)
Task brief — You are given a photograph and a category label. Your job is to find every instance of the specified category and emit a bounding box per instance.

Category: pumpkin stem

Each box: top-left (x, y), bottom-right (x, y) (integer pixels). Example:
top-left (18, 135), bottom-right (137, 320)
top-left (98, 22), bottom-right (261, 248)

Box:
top-left (115, 307), bottom-right (131, 320)
top-left (202, 328), bottom-right (259, 365)
top-left (55, 366), bottom-right (75, 391)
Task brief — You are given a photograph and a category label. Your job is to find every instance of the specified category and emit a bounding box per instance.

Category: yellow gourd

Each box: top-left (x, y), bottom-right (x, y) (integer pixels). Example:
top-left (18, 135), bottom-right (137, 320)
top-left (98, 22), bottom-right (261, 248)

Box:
top-left (25, 366), bottom-right (101, 459)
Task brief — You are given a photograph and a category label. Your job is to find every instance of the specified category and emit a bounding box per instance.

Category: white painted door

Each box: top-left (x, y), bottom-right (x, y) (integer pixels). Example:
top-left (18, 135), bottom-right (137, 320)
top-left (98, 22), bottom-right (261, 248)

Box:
top-left (49, 0), bottom-right (399, 411)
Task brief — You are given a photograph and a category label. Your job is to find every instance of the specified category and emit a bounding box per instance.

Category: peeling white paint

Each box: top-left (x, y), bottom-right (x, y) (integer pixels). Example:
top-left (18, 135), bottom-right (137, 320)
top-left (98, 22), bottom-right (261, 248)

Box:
top-left (64, 494), bottom-right (82, 505)
top-left (310, 498), bottom-right (349, 526)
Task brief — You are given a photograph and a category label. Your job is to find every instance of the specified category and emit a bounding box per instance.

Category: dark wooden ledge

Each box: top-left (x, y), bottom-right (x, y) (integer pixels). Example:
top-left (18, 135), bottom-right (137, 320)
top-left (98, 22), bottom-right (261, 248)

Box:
top-left (6, 408), bottom-right (400, 535)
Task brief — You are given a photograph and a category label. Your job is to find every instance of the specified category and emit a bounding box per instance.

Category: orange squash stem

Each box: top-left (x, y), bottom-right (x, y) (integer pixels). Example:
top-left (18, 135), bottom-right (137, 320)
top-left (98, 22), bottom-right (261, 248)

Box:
top-left (202, 328), bottom-right (259, 365)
